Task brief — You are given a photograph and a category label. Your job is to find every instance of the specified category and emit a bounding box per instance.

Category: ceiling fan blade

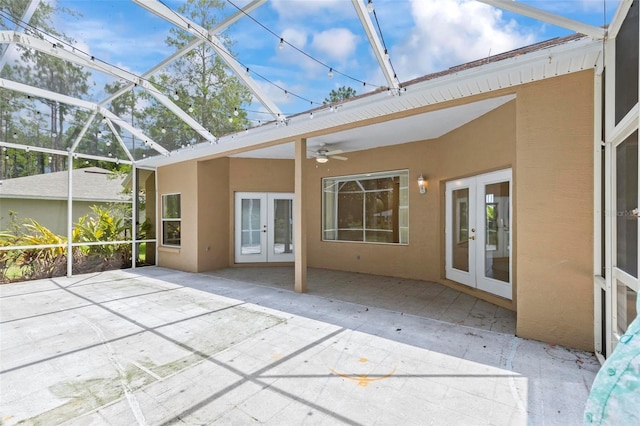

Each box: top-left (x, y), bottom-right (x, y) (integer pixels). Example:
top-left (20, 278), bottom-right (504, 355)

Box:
top-left (330, 155), bottom-right (348, 161)
top-left (325, 149), bottom-right (343, 156)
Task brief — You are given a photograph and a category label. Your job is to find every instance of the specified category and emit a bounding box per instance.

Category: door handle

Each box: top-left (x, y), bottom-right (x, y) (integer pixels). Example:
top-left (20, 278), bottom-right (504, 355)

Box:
top-left (469, 235), bottom-right (475, 240)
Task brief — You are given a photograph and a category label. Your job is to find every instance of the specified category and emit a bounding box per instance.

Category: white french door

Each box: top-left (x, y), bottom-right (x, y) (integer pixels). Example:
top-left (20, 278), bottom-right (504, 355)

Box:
top-left (234, 192), bottom-right (294, 263)
top-left (445, 169), bottom-right (512, 299)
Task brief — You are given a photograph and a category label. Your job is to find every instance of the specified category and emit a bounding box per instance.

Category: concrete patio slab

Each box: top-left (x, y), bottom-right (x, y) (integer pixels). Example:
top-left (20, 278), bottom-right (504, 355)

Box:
top-left (1, 267), bottom-right (599, 425)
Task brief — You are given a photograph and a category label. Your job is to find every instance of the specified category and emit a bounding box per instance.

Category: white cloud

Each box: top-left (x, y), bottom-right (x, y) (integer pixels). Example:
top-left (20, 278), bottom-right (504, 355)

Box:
top-left (281, 27), bottom-right (308, 50)
top-left (393, 0), bottom-right (536, 80)
top-left (311, 28), bottom-right (359, 63)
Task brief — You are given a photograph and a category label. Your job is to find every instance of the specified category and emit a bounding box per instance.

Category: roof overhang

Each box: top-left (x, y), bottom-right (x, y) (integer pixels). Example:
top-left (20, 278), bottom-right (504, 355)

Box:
top-left (137, 35), bottom-right (602, 168)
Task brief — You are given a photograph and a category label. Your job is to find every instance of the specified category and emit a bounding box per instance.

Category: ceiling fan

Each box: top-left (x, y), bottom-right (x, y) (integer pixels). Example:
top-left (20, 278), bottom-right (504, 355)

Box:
top-left (310, 145), bottom-right (348, 163)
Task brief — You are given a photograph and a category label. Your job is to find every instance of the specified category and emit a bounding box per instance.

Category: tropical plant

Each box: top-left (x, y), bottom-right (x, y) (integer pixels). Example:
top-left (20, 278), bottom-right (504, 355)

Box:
top-left (0, 219), bottom-right (67, 281)
top-left (0, 206), bottom-right (134, 283)
top-left (72, 205), bottom-right (131, 271)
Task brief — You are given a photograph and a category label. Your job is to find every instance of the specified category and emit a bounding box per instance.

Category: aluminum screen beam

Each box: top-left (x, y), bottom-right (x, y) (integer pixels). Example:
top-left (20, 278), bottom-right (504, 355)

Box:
top-left (0, 0), bottom-right (41, 70)
top-left (0, 78), bottom-right (168, 157)
top-left (100, 0), bottom-right (267, 106)
top-left (0, 31), bottom-right (216, 143)
top-left (477, 0), bottom-right (606, 39)
top-left (132, 0), bottom-right (282, 119)
top-left (352, 0), bottom-right (399, 91)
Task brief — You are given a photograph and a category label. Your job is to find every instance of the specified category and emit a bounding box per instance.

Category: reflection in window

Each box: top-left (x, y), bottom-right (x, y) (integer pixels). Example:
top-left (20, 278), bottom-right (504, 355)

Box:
top-left (617, 280), bottom-right (638, 335)
top-left (323, 170), bottom-right (408, 244)
top-left (162, 193), bottom-right (181, 246)
top-left (616, 131), bottom-right (638, 278)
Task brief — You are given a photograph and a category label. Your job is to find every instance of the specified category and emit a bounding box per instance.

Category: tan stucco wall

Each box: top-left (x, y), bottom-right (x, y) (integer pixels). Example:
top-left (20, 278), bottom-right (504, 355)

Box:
top-left (157, 161), bottom-right (198, 272)
top-left (197, 158), bottom-right (230, 271)
top-left (304, 100), bottom-right (516, 308)
top-left (155, 70), bottom-right (595, 350)
top-left (515, 71), bottom-right (594, 350)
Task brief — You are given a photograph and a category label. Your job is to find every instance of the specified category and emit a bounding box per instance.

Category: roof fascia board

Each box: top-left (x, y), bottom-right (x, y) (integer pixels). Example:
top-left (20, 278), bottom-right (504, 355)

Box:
top-left (476, 0), bottom-right (606, 39)
top-left (1, 31), bottom-right (216, 144)
top-left (138, 37), bottom-right (603, 168)
top-left (99, 0), bottom-right (266, 107)
top-left (0, 77), bottom-right (166, 157)
top-left (607, 0), bottom-right (634, 39)
top-left (0, 0), bottom-right (40, 70)
top-left (407, 37), bottom-right (601, 96)
top-left (351, 0), bottom-right (399, 90)
top-left (132, 0), bottom-right (282, 119)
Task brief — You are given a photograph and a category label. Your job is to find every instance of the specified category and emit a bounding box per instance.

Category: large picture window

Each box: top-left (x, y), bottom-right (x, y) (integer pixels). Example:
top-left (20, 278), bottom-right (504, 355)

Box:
top-left (162, 193), bottom-right (181, 247)
top-left (323, 170), bottom-right (409, 244)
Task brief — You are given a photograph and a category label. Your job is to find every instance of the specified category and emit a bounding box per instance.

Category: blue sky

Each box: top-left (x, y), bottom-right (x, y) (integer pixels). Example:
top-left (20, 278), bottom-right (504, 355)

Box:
top-left (42, 0), bottom-right (620, 119)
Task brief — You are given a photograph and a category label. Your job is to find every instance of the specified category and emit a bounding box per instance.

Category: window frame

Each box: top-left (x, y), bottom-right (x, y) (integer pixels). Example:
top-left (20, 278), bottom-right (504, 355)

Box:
top-left (161, 193), bottom-right (181, 247)
top-left (322, 169), bottom-right (409, 245)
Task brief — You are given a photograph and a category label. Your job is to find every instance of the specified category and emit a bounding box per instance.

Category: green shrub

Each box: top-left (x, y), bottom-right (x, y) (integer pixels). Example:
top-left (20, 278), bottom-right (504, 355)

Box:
top-left (0, 206), bottom-right (133, 283)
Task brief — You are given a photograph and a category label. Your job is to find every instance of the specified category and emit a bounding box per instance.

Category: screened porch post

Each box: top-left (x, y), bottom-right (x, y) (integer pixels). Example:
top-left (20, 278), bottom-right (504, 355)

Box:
top-left (294, 137), bottom-right (307, 293)
top-left (66, 151), bottom-right (73, 277)
top-left (131, 164), bottom-right (137, 269)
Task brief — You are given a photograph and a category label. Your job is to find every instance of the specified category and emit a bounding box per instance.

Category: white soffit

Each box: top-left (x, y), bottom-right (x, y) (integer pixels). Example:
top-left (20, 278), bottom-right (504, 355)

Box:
top-left (232, 94), bottom-right (515, 159)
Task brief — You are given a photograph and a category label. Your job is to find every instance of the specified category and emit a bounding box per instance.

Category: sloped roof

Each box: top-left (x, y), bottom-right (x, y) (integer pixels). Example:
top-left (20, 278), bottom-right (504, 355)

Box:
top-left (140, 32), bottom-right (602, 167)
top-left (0, 167), bottom-right (130, 202)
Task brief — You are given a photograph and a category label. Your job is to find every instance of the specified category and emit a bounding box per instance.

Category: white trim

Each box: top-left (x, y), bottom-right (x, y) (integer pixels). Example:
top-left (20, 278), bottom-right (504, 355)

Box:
top-left (161, 193), bottom-right (181, 247)
top-left (351, 0), bottom-right (399, 91)
top-left (445, 177), bottom-right (476, 288)
top-left (234, 192), bottom-right (295, 263)
top-left (609, 103), bottom-right (640, 147)
top-left (594, 275), bottom-right (606, 357)
top-left (445, 169), bottom-right (512, 300)
top-left (607, 0), bottom-right (635, 39)
top-left (615, 267), bottom-right (640, 292)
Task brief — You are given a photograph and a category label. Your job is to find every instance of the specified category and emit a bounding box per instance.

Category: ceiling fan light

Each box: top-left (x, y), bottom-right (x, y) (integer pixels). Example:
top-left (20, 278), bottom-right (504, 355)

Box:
top-left (316, 155), bottom-right (329, 163)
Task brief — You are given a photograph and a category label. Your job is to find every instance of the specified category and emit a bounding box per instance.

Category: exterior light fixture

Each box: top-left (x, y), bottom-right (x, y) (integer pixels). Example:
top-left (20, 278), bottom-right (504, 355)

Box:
top-left (328, 68), bottom-right (334, 78)
top-left (417, 175), bottom-right (427, 194)
top-left (367, 0), bottom-right (374, 13)
top-left (278, 38), bottom-right (285, 50)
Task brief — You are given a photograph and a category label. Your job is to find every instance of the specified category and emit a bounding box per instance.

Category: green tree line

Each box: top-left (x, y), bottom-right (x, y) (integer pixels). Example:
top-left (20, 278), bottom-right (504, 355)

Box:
top-left (1, 0), bottom-right (251, 180)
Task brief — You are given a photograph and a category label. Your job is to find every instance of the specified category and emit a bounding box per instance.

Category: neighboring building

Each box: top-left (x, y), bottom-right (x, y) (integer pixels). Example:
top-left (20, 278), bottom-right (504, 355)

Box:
top-left (0, 167), bottom-right (130, 235)
top-left (136, 1), bottom-right (638, 357)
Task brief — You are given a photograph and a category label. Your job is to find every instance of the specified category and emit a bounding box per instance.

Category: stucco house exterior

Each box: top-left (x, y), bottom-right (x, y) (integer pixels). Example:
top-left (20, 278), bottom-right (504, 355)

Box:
top-left (134, 1), bottom-right (639, 358)
top-left (0, 167), bottom-right (130, 234)
top-left (0, 0), bottom-right (636, 363)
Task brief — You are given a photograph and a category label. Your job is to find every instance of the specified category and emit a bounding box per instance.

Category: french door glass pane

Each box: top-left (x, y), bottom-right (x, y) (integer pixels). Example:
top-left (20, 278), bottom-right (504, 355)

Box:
top-left (273, 199), bottom-right (293, 254)
top-left (616, 131), bottom-right (638, 278)
top-left (484, 182), bottom-right (510, 283)
top-left (452, 188), bottom-right (469, 272)
top-left (241, 199), bottom-right (261, 255)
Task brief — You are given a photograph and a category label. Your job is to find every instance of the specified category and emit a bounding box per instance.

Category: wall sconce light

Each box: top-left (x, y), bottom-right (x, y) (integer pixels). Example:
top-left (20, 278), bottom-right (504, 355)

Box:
top-left (417, 174), bottom-right (427, 194)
